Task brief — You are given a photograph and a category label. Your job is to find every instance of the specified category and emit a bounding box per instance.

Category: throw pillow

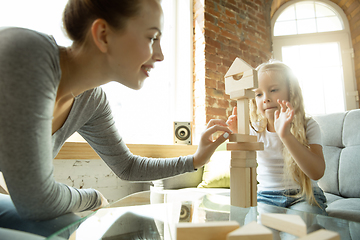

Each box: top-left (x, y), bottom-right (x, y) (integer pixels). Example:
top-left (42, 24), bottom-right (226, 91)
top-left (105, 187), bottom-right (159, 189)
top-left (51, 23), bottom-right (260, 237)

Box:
top-left (197, 151), bottom-right (231, 188)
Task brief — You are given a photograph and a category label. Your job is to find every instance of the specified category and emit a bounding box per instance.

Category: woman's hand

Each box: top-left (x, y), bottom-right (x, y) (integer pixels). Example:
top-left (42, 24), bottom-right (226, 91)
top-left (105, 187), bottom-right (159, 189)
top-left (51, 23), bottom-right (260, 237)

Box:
top-left (274, 100), bottom-right (294, 139)
top-left (193, 119), bottom-right (232, 169)
top-left (226, 107), bottom-right (238, 134)
top-left (93, 190), bottom-right (109, 211)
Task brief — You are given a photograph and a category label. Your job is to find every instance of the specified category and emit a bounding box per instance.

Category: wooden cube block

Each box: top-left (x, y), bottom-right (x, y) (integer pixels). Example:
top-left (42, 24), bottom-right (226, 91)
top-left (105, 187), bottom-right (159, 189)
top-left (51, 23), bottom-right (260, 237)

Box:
top-left (229, 89), bottom-right (255, 100)
top-left (176, 221), bottom-right (240, 240)
top-left (230, 167), bottom-right (250, 208)
top-left (229, 134), bottom-right (257, 143)
top-left (236, 99), bottom-right (250, 135)
top-left (261, 213), bottom-right (307, 237)
top-left (227, 142), bottom-right (264, 151)
top-left (231, 151), bottom-right (256, 159)
top-left (225, 69), bottom-right (258, 94)
top-left (227, 221), bottom-right (273, 240)
top-left (251, 167), bottom-right (257, 207)
top-left (230, 158), bottom-right (257, 168)
top-left (297, 229), bottom-right (340, 240)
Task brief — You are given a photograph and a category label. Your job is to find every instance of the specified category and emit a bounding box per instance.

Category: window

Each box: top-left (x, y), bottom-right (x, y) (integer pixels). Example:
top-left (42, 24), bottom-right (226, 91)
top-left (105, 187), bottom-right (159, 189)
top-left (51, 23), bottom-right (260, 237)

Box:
top-left (272, 0), bottom-right (358, 115)
top-left (0, 0), bottom-right (193, 144)
top-left (274, 1), bottom-right (343, 36)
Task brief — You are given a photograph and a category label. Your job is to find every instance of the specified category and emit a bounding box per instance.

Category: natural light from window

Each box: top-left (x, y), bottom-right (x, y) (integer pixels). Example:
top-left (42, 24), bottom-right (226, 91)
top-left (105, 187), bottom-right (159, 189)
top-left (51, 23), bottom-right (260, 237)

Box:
top-left (274, 1), bottom-right (343, 36)
top-left (272, 0), bottom-right (353, 115)
top-left (282, 43), bottom-right (345, 115)
top-left (0, 0), bottom-right (192, 144)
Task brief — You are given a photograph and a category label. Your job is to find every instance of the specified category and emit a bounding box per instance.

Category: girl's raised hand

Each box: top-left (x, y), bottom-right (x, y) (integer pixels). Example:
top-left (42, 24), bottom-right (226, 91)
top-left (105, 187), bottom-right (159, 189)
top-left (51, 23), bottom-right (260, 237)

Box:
top-left (274, 99), bottom-right (294, 139)
top-left (193, 119), bottom-right (232, 169)
top-left (226, 107), bottom-right (238, 133)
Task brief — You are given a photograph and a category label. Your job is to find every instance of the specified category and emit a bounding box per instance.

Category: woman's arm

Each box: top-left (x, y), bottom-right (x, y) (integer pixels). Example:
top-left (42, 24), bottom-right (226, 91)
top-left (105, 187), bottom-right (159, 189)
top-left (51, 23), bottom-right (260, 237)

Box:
top-left (79, 88), bottom-right (231, 181)
top-left (0, 28), bottom-right (101, 220)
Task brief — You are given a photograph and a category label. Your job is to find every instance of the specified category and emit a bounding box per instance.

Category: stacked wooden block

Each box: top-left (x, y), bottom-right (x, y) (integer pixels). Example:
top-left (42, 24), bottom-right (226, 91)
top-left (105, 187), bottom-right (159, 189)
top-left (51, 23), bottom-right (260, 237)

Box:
top-left (224, 58), bottom-right (263, 208)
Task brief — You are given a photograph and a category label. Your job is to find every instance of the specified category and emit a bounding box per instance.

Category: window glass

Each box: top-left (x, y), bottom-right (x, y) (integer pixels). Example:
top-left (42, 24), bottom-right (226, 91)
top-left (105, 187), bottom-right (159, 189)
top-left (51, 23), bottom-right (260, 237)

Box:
top-left (296, 2), bottom-right (315, 19)
top-left (274, 21), bottom-right (297, 36)
top-left (0, 0), bottom-right (71, 46)
top-left (317, 16), bottom-right (342, 32)
top-left (282, 42), bottom-right (345, 115)
top-left (277, 5), bottom-right (296, 21)
top-left (297, 19), bottom-right (317, 34)
top-left (274, 1), bottom-right (343, 36)
top-left (316, 3), bottom-right (336, 17)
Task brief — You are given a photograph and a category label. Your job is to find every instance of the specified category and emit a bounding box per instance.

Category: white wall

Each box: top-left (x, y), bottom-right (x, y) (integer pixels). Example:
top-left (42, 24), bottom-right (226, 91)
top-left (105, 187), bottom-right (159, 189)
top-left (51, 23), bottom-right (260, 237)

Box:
top-left (53, 160), bottom-right (151, 204)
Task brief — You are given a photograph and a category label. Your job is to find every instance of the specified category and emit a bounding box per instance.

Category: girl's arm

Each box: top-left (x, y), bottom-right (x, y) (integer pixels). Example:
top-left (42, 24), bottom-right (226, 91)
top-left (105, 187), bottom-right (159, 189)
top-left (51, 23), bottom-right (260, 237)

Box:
top-left (275, 100), bottom-right (325, 180)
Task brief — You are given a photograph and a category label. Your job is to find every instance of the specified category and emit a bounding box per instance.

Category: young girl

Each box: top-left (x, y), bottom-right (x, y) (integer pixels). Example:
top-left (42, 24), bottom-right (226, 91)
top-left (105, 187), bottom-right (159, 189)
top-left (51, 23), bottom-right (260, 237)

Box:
top-left (227, 60), bottom-right (327, 215)
top-left (0, 0), bottom-right (231, 237)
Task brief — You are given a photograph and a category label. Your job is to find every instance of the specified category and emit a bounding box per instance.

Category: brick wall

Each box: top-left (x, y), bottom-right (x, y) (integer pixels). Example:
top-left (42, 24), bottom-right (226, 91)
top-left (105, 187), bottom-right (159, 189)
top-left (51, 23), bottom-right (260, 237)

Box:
top-left (271, 0), bottom-right (360, 106)
top-left (193, 0), bottom-right (272, 142)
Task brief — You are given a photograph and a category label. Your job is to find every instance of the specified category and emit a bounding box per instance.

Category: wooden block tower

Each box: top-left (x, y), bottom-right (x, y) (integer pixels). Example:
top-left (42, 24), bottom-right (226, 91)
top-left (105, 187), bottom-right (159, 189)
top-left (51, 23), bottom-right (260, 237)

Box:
top-left (225, 58), bottom-right (264, 208)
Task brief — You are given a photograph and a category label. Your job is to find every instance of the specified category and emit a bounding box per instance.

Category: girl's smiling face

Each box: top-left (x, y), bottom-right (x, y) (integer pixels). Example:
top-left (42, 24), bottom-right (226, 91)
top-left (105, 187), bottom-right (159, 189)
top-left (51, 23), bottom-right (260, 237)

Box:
top-left (106, 0), bottom-right (164, 90)
top-left (255, 70), bottom-right (289, 121)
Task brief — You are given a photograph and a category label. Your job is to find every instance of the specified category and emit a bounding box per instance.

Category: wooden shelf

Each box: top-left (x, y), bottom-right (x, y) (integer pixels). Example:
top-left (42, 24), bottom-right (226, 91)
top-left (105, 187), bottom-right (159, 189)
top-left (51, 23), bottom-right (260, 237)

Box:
top-left (56, 142), bottom-right (198, 159)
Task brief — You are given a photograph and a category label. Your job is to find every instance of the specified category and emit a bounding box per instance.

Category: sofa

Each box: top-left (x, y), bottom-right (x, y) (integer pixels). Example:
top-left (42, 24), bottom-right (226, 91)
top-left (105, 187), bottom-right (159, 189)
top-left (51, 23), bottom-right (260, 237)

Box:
top-left (152, 109), bottom-right (360, 223)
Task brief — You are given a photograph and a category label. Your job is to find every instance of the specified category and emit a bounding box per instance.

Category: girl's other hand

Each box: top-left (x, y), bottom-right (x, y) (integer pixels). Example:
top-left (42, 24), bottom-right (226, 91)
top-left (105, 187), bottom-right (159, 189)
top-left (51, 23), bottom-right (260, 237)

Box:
top-left (193, 119), bottom-right (232, 169)
top-left (226, 107), bottom-right (238, 133)
top-left (274, 99), bottom-right (294, 139)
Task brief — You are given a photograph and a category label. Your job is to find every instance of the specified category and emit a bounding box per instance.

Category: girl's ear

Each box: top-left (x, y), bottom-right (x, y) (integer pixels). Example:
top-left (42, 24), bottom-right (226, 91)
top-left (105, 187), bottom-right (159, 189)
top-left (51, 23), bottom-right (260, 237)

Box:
top-left (90, 19), bottom-right (109, 53)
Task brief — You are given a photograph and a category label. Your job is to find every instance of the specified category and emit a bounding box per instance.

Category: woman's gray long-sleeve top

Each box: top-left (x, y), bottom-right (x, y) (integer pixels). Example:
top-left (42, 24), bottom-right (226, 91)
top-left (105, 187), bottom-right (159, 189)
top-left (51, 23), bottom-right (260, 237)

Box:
top-left (0, 27), bottom-right (194, 221)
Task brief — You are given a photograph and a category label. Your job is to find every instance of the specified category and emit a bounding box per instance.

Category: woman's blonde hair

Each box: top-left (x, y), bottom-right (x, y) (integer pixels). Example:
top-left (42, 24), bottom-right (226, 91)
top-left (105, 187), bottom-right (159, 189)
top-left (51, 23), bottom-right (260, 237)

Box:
top-left (249, 60), bottom-right (319, 206)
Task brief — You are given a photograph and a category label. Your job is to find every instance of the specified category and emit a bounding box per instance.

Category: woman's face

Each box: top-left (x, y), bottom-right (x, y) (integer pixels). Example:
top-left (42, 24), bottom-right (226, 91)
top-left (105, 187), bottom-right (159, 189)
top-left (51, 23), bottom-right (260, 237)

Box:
top-left (106, 0), bottom-right (164, 90)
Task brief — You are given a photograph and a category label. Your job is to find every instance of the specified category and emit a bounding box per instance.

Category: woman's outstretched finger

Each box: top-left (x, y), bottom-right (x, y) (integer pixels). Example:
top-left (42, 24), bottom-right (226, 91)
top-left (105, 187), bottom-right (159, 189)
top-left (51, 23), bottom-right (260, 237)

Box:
top-left (206, 119), bottom-right (228, 129)
top-left (202, 124), bottom-right (232, 141)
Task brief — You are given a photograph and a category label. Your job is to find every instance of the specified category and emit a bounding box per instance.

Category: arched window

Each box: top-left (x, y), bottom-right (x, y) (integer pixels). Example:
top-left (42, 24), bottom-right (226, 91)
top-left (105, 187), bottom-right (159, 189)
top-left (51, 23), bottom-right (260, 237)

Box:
top-left (274, 1), bottom-right (343, 36)
top-left (272, 0), bottom-right (358, 115)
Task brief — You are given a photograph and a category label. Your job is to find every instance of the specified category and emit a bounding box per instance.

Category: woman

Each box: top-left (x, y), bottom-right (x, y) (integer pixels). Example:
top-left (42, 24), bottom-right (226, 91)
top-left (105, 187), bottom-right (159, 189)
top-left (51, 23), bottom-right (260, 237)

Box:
top-left (0, 0), bottom-right (231, 237)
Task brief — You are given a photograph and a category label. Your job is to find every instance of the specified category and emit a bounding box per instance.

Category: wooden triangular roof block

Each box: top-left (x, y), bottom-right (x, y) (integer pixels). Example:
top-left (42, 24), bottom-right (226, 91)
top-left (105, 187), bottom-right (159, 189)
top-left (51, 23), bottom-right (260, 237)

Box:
top-left (261, 213), bottom-right (307, 237)
top-left (227, 221), bottom-right (273, 240)
top-left (297, 229), bottom-right (340, 240)
top-left (225, 58), bottom-right (253, 78)
top-left (225, 58), bottom-right (258, 96)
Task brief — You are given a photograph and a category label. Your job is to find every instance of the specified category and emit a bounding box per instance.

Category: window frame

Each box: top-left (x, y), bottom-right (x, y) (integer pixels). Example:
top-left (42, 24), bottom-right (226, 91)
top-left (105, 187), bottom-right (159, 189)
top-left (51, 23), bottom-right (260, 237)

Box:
top-left (272, 0), bottom-right (359, 112)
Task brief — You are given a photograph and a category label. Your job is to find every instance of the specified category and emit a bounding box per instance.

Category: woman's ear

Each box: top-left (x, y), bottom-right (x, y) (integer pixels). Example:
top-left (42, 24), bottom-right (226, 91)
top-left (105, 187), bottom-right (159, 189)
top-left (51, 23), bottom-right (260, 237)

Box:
top-left (90, 19), bottom-right (109, 53)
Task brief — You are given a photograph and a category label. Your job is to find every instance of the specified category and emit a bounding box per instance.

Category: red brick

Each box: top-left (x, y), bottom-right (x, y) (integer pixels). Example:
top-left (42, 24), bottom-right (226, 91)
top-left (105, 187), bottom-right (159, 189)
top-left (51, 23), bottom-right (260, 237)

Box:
top-left (206, 22), bottom-right (221, 34)
top-left (206, 106), bottom-right (226, 116)
top-left (218, 99), bottom-right (230, 109)
top-left (220, 29), bottom-right (239, 42)
top-left (205, 77), bottom-right (217, 88)
top-left (225, 9), bottom-right (235, 18)
top-left (205, 28), bottom-right (217, 39)
top-left (206, 37), bottom-right (222, 49)
top-left (205, 44), bottom-right (217, 54)
top-left (205, 12), bottom-right (217, 24)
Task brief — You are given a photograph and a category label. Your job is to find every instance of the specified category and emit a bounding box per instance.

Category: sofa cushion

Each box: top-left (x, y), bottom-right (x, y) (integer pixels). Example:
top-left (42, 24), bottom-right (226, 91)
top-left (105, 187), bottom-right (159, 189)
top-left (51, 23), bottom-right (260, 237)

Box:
top-left (339, 146), bottom-right (360, 198)
top-left (197, 151), bottom-right (230, 188)
top-left (314, 112), bottom-right (346, 196)
top-left (314, 112), bottom-right (346, 148)
top-left (343, 109), bottom-right (360, 146)
top-left (324, 192), bottom-right (360, 222)
top-left (318, 146), bottom-right (341, 195)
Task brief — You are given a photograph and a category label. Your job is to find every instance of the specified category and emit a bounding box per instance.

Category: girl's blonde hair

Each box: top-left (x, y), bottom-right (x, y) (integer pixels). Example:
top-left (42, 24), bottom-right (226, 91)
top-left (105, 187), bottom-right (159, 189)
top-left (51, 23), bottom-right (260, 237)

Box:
top-left (249, 60), bottom-right (319, 206)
